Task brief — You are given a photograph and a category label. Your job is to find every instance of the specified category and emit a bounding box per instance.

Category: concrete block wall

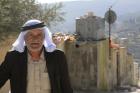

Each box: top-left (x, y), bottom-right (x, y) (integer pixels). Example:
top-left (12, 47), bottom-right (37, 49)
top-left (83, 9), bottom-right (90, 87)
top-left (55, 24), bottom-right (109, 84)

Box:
top-left (117, 47), bottom-right (128, 86)
top-left (76, 14), bottom-right (105, 40)
top-left (97, 39), bottom-right (109, 91)
top-left (126, 53), bottom-right (134, 85)
top-left (115, 47), bottom-right (135, 87)
top-left (65, 40), bottom-right (98, 91)
top-left (107, 48), bottom-right (118, 90)
top-left (64, 39), bottom-right (110, 92)
top-left (133, 62), bottom-right (139, 86)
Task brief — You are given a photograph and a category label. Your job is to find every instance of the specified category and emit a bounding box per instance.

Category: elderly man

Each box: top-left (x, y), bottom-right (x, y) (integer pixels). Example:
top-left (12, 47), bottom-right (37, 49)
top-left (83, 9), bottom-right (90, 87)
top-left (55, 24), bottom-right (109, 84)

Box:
top-left (0, 19), bottom-right (73, 93)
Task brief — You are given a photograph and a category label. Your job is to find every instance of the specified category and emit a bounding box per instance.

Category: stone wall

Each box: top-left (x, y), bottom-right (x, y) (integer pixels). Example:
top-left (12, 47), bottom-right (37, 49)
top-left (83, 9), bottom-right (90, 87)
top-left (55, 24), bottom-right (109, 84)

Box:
top-left (133, 62), bottom-right (139, 86)
top-left (64, 38), bottom-right (136, 92)
top-left (76, 13), bottom-right (105, 41)
top-left (116, 47), bottom-right (134, 86)
top-left (65, 40), bottom-right (97, 91)
top-left (107, 48), bottom-right (118, 90)
top-left (126, 53), bottom-right (134, 85)
top-left (65, 39), bottom-right (110, 92)
top-left (97, 39), bottom-right (109, 91)
top-left (118, 47), bottom-right (128, 86)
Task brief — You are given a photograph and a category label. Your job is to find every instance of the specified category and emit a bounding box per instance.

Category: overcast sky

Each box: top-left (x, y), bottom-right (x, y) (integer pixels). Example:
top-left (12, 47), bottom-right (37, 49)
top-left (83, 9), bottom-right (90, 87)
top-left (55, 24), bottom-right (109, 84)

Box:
top-left (36, 0), bottom-right (83, 3)
top-left (36, 0), bottom-right (140, 16)
top-left (36, 0), bottom-right (137, 4)
top-left (36, 0), bottom-right (140, 8)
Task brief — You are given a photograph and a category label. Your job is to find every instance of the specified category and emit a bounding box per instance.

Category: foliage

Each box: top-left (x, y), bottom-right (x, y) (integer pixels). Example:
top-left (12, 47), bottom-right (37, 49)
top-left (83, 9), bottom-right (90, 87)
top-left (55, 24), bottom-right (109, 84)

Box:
top-left (0, 0), bottom-right (65, 40)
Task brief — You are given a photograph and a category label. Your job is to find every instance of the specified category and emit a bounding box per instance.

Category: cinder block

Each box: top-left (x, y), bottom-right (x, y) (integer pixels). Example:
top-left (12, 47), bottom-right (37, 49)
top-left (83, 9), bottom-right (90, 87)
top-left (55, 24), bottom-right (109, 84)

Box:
top-left (76, 16), bottom-right (105, 41)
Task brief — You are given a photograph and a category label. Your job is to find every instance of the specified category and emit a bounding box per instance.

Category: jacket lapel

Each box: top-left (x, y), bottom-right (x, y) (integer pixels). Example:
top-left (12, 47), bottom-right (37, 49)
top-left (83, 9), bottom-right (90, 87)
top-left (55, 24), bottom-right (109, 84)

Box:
top-left (18, 47), bottom-right (28, 93)
top-left (44, 49), bottom-right (56, 92)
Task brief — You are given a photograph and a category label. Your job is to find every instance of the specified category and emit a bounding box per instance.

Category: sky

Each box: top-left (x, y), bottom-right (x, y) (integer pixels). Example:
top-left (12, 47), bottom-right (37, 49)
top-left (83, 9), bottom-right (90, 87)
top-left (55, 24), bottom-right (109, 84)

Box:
top-left (36, 0), bottom-right (140, 16)
top-left (36, 0), bottom-right (92, 3)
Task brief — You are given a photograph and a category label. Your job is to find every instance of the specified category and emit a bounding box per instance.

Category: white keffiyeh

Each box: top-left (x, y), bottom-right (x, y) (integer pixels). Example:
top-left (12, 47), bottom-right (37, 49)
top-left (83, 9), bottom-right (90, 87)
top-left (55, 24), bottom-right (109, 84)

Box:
top-left (11, 19), bottom-right (56, 53)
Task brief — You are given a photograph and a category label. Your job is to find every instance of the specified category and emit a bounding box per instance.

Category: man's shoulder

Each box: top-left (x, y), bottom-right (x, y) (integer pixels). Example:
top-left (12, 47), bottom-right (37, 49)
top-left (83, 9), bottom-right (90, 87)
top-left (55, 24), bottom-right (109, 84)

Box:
top-left (8, 50), bottom-right (21, 54)
top-left (6, 50), bottom-right (22, 57)
top-left (53, 49), bottom-right (64, 53)
top-left (1, 50), bottom-right (22, 64)
top-left (44, 49), bottom-right (65, 57)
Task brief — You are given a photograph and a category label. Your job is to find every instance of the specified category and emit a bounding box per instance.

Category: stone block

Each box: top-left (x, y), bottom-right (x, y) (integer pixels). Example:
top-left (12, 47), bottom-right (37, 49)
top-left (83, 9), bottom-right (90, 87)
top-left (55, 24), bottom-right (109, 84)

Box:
top-left (76, 16), bottom-right (105, 41)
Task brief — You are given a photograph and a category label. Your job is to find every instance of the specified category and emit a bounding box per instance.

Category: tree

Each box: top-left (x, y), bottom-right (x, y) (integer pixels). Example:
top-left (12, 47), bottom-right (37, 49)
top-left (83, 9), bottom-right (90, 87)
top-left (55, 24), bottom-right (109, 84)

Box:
top-left (38, 3), bottom-right (65, 27)
top-left (0, 0), bottom-right (65, 40)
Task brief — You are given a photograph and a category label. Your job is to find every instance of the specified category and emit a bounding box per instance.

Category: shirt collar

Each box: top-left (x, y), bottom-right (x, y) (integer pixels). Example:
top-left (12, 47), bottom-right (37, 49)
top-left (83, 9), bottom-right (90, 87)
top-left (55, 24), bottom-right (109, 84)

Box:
top-left (28, 49), bottom-right (45, 62)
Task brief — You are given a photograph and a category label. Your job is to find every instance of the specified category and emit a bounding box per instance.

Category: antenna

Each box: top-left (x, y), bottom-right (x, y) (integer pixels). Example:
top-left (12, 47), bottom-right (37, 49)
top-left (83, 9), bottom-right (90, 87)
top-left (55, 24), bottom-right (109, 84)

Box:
top-left (109, 0), bottom-right (119, 9)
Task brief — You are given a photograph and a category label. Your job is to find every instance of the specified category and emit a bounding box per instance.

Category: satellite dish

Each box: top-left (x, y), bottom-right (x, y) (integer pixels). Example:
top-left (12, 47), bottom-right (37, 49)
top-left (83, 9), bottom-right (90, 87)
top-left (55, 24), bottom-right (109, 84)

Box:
top-left (105, 9), bottom-right (117, 24)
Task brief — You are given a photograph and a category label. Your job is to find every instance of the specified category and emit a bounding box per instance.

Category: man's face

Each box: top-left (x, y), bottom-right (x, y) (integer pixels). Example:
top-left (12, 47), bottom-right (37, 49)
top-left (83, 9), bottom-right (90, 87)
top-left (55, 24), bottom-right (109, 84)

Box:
top-left (24, 28), bottom-right (45, 52)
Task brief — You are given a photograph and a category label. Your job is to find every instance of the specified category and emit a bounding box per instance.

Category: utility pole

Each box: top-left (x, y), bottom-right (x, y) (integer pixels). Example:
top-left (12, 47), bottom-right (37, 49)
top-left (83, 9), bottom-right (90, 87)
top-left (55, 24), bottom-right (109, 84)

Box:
top-left (105, 7), bottom-right (117, 58)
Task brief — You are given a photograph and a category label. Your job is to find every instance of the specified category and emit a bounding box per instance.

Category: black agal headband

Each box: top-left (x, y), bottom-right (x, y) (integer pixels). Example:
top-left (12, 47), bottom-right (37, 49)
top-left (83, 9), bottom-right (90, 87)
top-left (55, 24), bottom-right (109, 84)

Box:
top-left (21, 22), bottom-right (45, 31)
